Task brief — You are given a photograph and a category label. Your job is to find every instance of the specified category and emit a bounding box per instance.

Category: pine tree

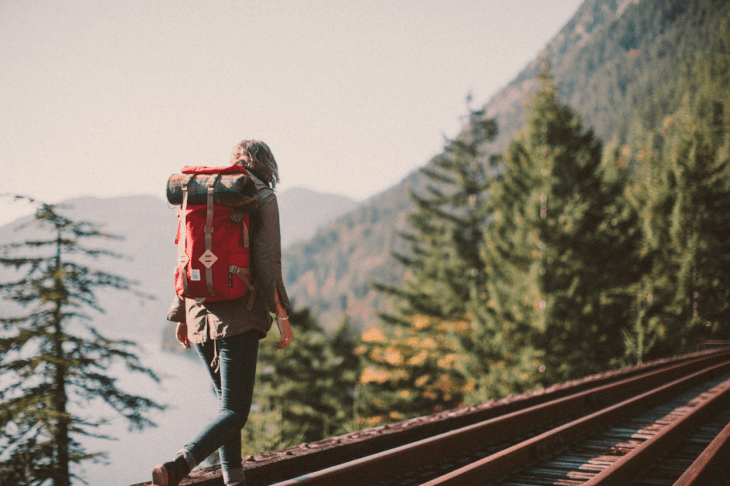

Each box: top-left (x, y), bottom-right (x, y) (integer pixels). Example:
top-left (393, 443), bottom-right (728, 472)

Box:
top-left (480, 71), bottom-right (640, 387)
top-left (629, 113), bottom-right (730, 358)
top-left (624, 44), bottom-right (730, 361)
top-left (607, 134), bottom-right (662, 365)
top-left (376, 105), bottom-right (496, 321)
top-left (365, 106), bottom-right (497, 419)
top-left (0, 200), bottom-right (162, 486)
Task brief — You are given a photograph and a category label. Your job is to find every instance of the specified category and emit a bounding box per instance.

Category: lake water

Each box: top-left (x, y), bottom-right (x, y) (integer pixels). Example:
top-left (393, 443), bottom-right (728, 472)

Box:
top-left (75, 344), bottom-right (219, 486)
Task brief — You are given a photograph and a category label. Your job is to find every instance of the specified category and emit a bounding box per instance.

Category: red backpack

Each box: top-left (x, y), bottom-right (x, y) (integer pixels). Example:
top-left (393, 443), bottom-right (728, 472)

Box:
top-left (166, 165), bottom-right (258, 308)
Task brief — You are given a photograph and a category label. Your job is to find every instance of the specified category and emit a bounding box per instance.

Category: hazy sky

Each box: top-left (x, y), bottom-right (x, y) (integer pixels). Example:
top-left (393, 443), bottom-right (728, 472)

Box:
top-left (1, 0), bottom-right (584, 225)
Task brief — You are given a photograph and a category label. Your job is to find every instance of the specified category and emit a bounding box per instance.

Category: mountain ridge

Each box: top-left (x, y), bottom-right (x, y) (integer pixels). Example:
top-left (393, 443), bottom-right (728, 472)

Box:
top-left (277, 187), bottom-right (360, 248)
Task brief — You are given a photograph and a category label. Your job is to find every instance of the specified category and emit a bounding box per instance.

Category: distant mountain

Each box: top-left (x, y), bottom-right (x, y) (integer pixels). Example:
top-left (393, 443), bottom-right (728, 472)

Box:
top-left (282, 0), bottom-right (730, 331)
top-left (277, 188), bottom-right (359, 248)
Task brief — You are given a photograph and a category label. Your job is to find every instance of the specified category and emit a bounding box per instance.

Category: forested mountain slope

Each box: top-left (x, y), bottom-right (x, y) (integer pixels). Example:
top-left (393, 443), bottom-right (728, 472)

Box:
top-left (283, 0), bottom-right (730, 331)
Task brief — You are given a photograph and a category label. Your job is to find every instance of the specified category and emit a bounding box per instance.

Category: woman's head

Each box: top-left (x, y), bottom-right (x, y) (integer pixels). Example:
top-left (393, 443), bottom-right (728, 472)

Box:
top-left (230, 140), bottom-right (279, 189)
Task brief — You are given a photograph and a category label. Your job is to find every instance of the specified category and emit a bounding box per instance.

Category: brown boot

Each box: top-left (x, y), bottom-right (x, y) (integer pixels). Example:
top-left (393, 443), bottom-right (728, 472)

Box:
top-left (152, 456), bottom-right (190, 486)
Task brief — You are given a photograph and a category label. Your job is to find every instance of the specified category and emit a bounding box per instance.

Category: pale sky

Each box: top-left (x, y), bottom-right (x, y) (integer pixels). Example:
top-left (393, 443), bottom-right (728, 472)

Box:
top-left (1, 0), bottom-right (584, 226)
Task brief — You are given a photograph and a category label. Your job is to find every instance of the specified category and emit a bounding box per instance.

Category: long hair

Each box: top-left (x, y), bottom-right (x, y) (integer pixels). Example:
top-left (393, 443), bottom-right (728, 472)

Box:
top-left (230, 140), bottom-right (279, 189)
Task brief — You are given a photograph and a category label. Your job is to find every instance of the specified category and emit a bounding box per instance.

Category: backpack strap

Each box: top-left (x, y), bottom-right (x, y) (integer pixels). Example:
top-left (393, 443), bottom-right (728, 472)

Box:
top-left (228, 211), bottom-right (254, 310)
top-left (177, 176), bottom-right (193, 297)
top-left (199, 176), bottom-right (220, 298)
top-left (229, 266), bottom-right (256, 311)
top-left (229, 211), bottom-right (251, 248)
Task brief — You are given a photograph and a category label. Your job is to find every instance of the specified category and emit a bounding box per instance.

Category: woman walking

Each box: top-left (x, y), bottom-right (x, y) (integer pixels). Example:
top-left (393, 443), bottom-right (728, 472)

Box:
top-left (152, 140), bottom-right (293, 486)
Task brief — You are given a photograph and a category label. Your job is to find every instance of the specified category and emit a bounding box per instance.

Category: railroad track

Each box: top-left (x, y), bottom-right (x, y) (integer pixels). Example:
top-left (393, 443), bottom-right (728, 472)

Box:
top-left (270, 349), bottom-right (730, 486)
top-left (135, 349), bottom-right (730, 486)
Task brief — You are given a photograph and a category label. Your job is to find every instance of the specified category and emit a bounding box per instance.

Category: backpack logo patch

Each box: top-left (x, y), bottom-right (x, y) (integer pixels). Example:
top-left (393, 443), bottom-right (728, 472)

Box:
top-left (199, 250), bottom-right (218, 268)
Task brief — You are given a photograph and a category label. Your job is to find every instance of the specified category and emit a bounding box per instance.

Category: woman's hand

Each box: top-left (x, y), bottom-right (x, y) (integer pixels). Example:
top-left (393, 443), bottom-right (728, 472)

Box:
top-left (276, 316), bottom-right (293, 349)
top-left (273, 288), bottom-right (292, 349)
top-left (175, 322), bottom-right (190, 349)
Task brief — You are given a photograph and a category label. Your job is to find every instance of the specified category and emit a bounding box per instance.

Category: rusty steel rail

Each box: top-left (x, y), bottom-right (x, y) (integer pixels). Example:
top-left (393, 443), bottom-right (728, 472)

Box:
top-left (268, 350), bottom-right (730, 486)
top-left (420, 358), bottom-right (730, 486)
top-left (582, 374), bottom-right (730, 485)
top-left (673, 417), bottom-right (730, 486)
top-left (485, 377), bottom-right (730, 486)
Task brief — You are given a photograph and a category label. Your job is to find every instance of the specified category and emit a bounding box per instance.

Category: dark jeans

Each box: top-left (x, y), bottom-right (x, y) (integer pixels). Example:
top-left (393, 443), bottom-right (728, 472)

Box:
top-left (185, 331), bottom-right (260, 473)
